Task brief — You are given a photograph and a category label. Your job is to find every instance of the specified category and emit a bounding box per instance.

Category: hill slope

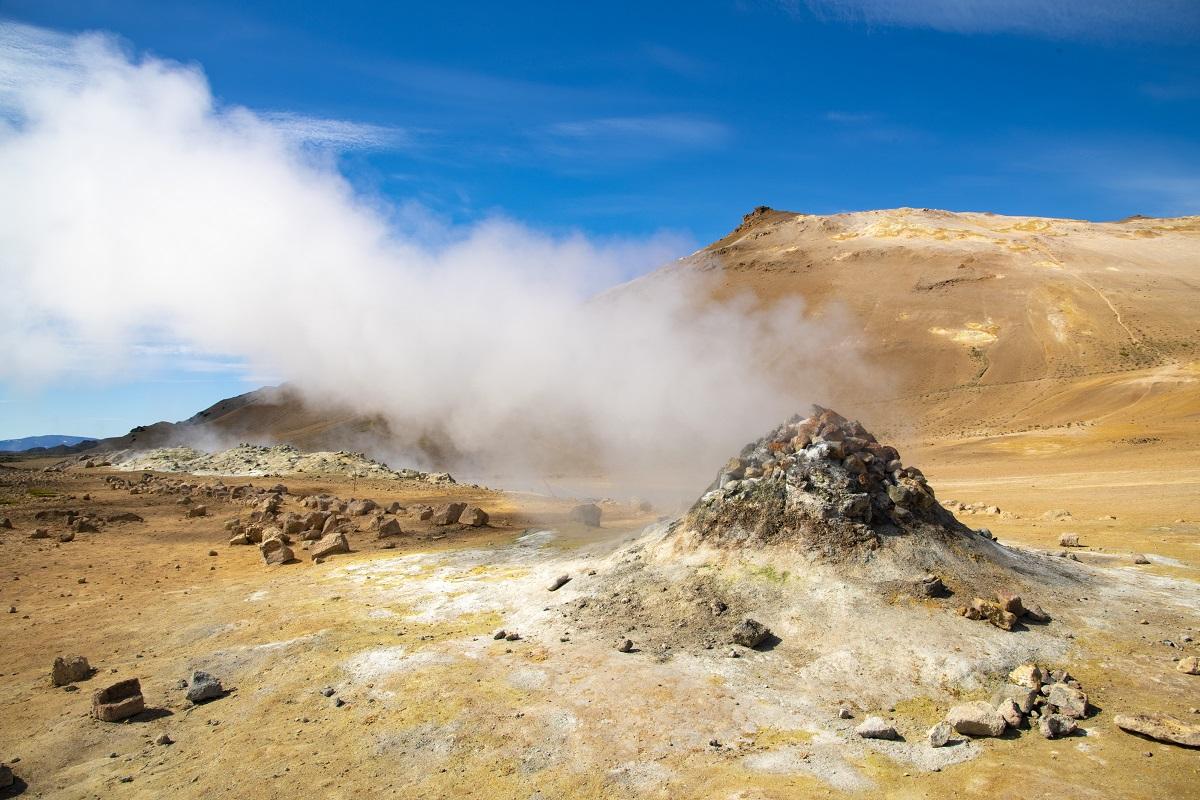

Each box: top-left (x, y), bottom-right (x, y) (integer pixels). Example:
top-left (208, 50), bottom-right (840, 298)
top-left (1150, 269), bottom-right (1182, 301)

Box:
top-left (627, 207), bottom-right (1200, 459)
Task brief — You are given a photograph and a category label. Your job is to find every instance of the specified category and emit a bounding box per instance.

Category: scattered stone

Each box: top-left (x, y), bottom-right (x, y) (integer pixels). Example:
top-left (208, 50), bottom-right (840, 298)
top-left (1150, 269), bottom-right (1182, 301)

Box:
top-left (186, 671), bottom-right (224, 703)
top-left (30, 528), bottom-right (50, 539)
top-left (52, 655), bottom-right (92, 686)
top-left (376, 517), bottom-right (403, 538)
top-left (1113, 713), bottom-right (1200, 747)
top-left (1133, 553), bottom-right (1151, 565)
top-left (838, 706), bottom-right (853, 719)
top-left (155, 733), bottom-right (174, 746)
top-left (59, 531), bottom-right (75, 543)
top-left (259, 538), bottom-right (294, 566)
top-left (1009, 663), bottom-right (1045, 689)
top-left (1045, 683), bottom-right (1089, 719)
top-left (1176, 656), bottom-right (1200, 675)
top-left (548, 574), bottom-right (572, 591)
top-left (0, 763), bottom-right (11, 788)
top-left (993, 684), bottom-right (1040, 714)
top-left (1023, 603), bottom-right (1052, 623)
top-left (947, 701), bottom-right (1007, 737)
top-left (928, 721), bottom-right (952, 747)
top-left (995, 591), bottom-right (1024, 616)
top-left (347, 499), bottom-right (377, 516)
top-left (997, 698), bottom-right (1024, 728)
top-left (310, 531), bottom-right (350, 560)
top-left (0, 517), bottom-right (10, 529)
top-left (92, 678), bottom-right (145, 722)
top-left (959, 597), bottom-right (1017, 631)
top-left (1040, 714), bottom-right (1078, 739)
top-left (460, 506), bottom-right (489, 527)
top-left (568, 503), bottom-right (602, 527)
top-left (186, 505), bottom-right (208, 518)
top-left (504, 632), bottom-right (521, 642)
top-left (106, 512), bottom-right (143, 523)
top-left (730, 618), bottom-right (772, 649)
top-left (617, 639), bottom-right (634, 653)
top-left (431, 502), bottom-right (466, 525)
top-left (916, 574), bottom-right (945, 597)
top-left (856, 716), bottom-right (899, 740)
top-left (319, 686), bottom-right (335, 697)
top-left (1059, 533), bottom-right (1081, 547)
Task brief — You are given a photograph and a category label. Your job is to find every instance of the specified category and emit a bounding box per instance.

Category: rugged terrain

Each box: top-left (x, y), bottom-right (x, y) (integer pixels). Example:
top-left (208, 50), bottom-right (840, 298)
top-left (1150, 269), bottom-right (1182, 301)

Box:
top-left (1, 406), bottom-right (1197, 798)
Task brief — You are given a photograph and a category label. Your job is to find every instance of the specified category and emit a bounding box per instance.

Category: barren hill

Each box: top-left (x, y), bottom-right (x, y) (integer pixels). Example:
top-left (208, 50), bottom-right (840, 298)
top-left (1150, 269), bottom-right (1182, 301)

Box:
top-left (627, 206), bottom-right (1200, 459)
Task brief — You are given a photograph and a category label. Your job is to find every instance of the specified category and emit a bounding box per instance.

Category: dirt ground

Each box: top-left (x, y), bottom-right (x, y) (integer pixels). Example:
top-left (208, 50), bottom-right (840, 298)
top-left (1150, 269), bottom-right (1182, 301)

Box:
top-left (0, 439), bottom-right (1197, 799)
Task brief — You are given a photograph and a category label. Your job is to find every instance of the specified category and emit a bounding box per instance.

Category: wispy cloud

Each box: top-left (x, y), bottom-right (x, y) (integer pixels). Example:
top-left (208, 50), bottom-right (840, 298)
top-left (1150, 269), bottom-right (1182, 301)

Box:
top-left (0, 21), bottom-right (408, 153)
top-left (1139, 82), bottom-right (1200, 102)
top-left (548, 114), bottom-right (730, 149)
top-left (795, 0), bottom-right (1200, 42)
top-left (823, 111), bottom-right (876, 124)
top-left (821, 110), bottom-right (926, 144)
top-left (258, 111), bottom-right (410, 151)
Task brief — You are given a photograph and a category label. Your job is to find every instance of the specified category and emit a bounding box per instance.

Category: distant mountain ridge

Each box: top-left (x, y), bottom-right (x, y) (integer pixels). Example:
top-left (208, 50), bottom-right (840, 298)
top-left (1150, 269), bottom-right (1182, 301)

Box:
top-left (0, 434), bottom-right (96, 452)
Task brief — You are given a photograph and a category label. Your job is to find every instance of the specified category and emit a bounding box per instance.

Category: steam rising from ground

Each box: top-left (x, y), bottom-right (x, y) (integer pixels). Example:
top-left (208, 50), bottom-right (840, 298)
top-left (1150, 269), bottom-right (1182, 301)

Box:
top-left (0, 24), bottom-right (860, 499)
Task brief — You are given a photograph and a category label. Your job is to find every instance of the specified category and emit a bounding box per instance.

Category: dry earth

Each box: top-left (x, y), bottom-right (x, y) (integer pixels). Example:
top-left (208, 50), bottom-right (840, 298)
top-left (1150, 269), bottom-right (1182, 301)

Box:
top-left (0, 441), bottom-right (1197, 799)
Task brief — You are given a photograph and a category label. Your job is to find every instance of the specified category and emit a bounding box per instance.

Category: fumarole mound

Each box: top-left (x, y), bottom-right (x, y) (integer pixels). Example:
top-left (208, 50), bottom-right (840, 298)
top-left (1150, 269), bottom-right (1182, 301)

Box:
top-left (681, 406), bottom-right (973, 560)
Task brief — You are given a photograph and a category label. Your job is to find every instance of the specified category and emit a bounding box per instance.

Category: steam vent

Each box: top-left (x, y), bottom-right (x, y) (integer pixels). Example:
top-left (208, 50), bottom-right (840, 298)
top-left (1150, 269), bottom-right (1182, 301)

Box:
top-left (681, 406), bottom-right (975, 559)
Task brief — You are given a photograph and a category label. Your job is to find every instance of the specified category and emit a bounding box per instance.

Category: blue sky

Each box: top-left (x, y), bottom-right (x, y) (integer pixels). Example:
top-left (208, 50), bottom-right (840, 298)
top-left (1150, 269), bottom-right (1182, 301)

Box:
top-left (1, 0), bottom-right (1198, 439)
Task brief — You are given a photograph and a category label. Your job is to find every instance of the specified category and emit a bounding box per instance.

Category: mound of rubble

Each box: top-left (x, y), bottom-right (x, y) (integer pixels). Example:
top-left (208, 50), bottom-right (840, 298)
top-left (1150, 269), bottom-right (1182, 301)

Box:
top-left (678, 406), bottom-right (976, 559)
top-left (110, 444), bottom-right (453, 483)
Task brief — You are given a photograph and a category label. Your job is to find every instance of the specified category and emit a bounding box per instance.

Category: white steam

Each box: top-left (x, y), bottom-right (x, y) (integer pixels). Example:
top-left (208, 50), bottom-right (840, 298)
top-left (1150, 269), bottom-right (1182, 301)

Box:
top-left (0, 24), bottom-right (859, 499)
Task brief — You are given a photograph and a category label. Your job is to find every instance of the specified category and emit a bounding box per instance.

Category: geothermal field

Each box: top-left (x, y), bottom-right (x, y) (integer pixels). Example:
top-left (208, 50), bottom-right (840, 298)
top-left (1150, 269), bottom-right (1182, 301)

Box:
top-left (2, 8), bottom-right (1200, 799)
top-left (2, 208), bottom-right (1199, 799)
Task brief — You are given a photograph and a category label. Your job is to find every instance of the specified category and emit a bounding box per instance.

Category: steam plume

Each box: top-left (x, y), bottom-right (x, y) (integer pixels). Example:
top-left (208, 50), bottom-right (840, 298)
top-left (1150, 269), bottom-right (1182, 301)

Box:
top-left (0, 23), bottom-right (859, 499)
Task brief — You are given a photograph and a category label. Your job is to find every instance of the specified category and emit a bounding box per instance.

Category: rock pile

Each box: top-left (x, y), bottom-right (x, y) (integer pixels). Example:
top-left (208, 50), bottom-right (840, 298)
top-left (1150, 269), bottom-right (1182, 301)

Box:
top-left (937, 663), bottom-right (1091, 743)
top-left (681, 406), bottom-right (975, 558)
top-left (111, 443), bottom-right (455, 483)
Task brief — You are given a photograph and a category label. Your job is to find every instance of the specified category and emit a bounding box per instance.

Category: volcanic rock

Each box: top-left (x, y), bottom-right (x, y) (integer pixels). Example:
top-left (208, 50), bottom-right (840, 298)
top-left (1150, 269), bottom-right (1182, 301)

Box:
top-left (1114, 713), bottom-right (1200, 747)
top-left (186, 671), bottom-right (224, 703)
top-left (376, 517), bottom-right (403, 537)
top-left (311, 532), bottom-right (349, 559)
top-left (730, 618), bottom-right (771, 648)
top-left (947, 701), bottom-right (1007, 737)
top-left (259, 538), bottom-right (294, 565)
top-left (1040, 714), bottom-right (1078, 739)
top-left (92, 678), bottom-right (145, 722)
top-left (928, 721), bottom-right (952, 747)
top-left (461, 506), bottom-right (489, 527)
top-left (432, 502), bottom-right (466, 525)
top-left (678, 406), bottom-right (978, 558)
top-left (52, 655), bottom-right (92, 686)
top-left (856, 716), bottom-right (899, 740)
top-left (1045, 683), bottom-right (1088, 719)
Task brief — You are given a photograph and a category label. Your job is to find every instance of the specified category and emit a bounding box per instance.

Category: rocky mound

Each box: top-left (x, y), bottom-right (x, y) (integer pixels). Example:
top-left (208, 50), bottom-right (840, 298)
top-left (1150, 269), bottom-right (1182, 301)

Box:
top-left (679, 406), bottom-right (975, 560)
top-left (110, 444), bottom-right (454, 483)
